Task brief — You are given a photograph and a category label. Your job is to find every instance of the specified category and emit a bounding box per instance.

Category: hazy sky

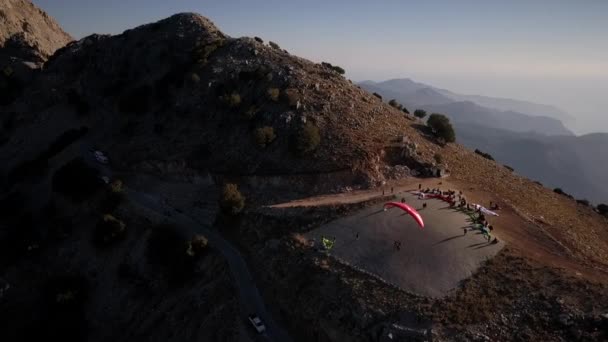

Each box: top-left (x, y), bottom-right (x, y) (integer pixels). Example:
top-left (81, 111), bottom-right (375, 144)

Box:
top-left (34, 0), bottom-right (608, 134)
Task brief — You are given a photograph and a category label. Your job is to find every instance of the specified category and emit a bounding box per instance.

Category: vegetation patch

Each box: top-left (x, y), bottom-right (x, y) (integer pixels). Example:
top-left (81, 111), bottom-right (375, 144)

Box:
top-left (254, 126), bottom-right (276, 148)
top-left (474, 149), bottom-right (495, 161)
top-left (294, 121), bottom-right (321, 155)
top-left (219, 183), bottom-right (245, 215)
top-left (427, 113), bottom-right (456, 143)
top-left (414, 109), bottom-right (427, 119)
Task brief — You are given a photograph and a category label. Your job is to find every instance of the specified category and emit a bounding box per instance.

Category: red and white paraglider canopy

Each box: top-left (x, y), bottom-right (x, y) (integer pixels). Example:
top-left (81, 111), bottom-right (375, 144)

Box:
top-left (383, 202), bottom-right (424, 228)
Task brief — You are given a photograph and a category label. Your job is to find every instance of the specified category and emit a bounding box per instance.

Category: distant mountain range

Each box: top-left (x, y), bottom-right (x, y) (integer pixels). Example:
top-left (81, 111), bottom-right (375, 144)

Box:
top-left (361, 79), bottom-right (608, 204)
top-left (360, 79), bottom-right (573, 136)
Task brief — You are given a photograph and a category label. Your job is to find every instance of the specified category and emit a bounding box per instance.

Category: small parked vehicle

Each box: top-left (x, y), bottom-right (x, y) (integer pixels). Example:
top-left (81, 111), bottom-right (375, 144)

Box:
top-left (93, 150), bottom-right (109, 164)
top-left (248, 314), bottom-right (266, 333)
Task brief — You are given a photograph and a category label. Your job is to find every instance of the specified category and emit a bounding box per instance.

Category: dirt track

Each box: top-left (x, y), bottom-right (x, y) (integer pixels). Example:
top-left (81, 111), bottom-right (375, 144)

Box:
top-left (270, 177), bottom-right (608, 284)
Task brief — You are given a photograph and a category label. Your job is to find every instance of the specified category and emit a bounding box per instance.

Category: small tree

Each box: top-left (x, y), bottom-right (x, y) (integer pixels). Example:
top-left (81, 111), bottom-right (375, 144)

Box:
top-left (402, 107), bottom-right (410, 114)
top-left (268, 41), bottom-right (280, 49)
top-left (225, 93), bottom-right (241, 107)
top-left (220, 184), bottom-right (245, 215)
top-left (186, 234), bottom-right (209, 257)
top-left (414, 109), bottom-right (427, 119)
top-left (267, 88), bottom-right (280, 102)
top-left (427, 113), bottom-right (456, 143)
top-left (254, 126), bottom-right (276, 148)
top-left (372, 92), bottom-right (382, 100)
top-left (388, 99), bottom-right (400, 109)
top-left (331, 65), bottom-right (345, 75)
top-left (296, 121), bottom-right (321, 154)
top-left (434, 153), bottom-right (443, 164)
top-left (597, 203), bottom-right (608, 216)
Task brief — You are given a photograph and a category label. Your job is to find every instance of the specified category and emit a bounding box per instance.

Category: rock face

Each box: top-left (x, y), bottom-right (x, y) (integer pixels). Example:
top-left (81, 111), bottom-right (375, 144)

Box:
top-left (0, 0), bottom-right (73, 105)
top-left (1, 12), bottom-right (435, 198)
top-left (0, 0), bottom-right (72, 63)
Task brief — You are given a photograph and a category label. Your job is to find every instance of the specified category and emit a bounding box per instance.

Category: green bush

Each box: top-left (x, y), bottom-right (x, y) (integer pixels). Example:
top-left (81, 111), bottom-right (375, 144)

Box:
top-left (388, 99), bottom-right (401, 109)
top-left (254, 36), bottom-right (264, 43)
top-left (254, 126), bottom-right (276, 148)
top-left (193, 39), bottom-right (225, 65)
top-left (267, 88), bottom-right (280, 102)
top-left (402, 107), bottom-right (410, 114)
top-left (434, 153), bottom-right (443, 164)
top-left (427, 113), bottom-right (456, 143)
top-left (219, 184), bottom-right (245, 215)
top-left (321, 62), bottom-right (346, 75)
top-left (269, 41), bottom-right (280, 49)
top-left (223, 93), bottom-right (241, 107)
top-left (597, 203), bottom-right (608, 216)
top-left (474, 149), bottom-right (495, 161)
top-left (295, 121), bottom-right (321, 154)
top-left (186, 234), bottom-right (209, 257)
top-left (553, 188), bottom-right (573, 199)
top-left (372, 92), bottom-right (382, 100)
top-left (414, 109), bottom-right (427, 119)
top-left (576, 199), bottom-right (590, 206)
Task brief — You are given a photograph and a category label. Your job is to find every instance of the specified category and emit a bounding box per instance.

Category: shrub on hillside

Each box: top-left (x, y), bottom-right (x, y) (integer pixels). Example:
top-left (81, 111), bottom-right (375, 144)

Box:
top-left (92, 214), bottom-right (126, 247)
top-left (576, 199), bottom-right (590, 206)
top-left (434, 153), bottom-right (443, 164)
top-left (295, 121), bottom-right (321, 155)
top-left (186, 234), bottom-right (209, 257)
top-left (414, 109), bottom-right (427, 119)
top-left (372, 92), bottom-right (382, 100)
top-left (597, 203), bottom-right (608, 217)
top-left (254, 126), bottom-right (276, 148)
top-left (388, 99), bottom-right (403, 110)
top-left (402, 107), bottom-right (410, 114)
top-left (474, 149), bottom-right (495, 161)
top-left (254, 36), bottom-right (264, 43)
top-left (267, 88), bottom-right (280, 102)
top-left (269, 41), bottom-right (280, 49)
top-left (193, 39), bottom-right (225, 65)
top-left (553, 188), bottom-right (574, 199)
top-left (504, 165), bottom-right (514, 172)
top-left (321, 62), bottom-right (346, 75)
top-left (219, 184), bottom-right (245, 215)
top-left (427, 113), bottom-right (456, 143)
top-left (52, 158), bottom-right (102, 201)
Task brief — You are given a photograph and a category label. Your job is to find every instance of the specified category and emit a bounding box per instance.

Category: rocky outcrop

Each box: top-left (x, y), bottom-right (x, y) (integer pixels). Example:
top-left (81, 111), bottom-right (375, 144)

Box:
top-left (1, 0), bottom-right (73, 105)
top-left (0, 0), bottom-right (72, 63)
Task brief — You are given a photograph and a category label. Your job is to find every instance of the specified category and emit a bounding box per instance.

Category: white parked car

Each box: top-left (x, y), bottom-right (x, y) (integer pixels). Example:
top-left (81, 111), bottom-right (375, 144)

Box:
top-left (93, 150), bottom-right (109, 164)
top-left (248, 314), bottom-right (266, 333)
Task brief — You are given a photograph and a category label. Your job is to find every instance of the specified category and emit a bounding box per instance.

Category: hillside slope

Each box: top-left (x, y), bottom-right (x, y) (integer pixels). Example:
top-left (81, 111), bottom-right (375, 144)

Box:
top-left (1, 10), bottom-right (608, 342)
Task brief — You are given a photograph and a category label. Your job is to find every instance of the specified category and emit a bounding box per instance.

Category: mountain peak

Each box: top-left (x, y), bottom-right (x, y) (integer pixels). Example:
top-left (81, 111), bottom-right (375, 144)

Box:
top-left (0, 0), bottom-right (73, 63)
